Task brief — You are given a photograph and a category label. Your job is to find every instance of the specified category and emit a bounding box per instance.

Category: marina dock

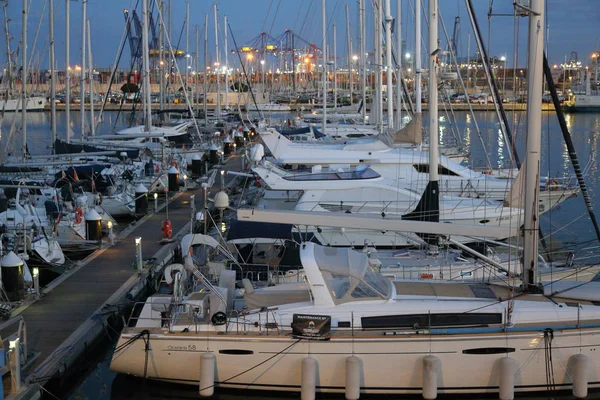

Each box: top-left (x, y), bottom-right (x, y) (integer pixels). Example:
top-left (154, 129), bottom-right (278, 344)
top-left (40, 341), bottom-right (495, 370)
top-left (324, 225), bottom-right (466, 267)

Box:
top-left (1, 155), bottom-right (244, 399)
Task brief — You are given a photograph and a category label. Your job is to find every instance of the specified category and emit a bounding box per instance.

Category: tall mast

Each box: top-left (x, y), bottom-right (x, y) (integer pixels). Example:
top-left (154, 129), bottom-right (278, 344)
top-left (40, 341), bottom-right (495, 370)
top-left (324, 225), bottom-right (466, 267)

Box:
top-left (213, 3), bottom-right (220, 118)
top-left (345, 5), bottom-right (352, 106)
top-left (65, 0), bottom-right (70, 142)
top-left (428, 0), bottom-right (438, 184)
top-left (80, 0), bottom-right (86, 139)
top-left (49, 0), bottom-right (56, 151)
top-left (3, 4), bottom-right (13, 96)
top-left (415, 0), bottom-right (422, 116)
top-left (21, 0), bottom-right (26, 160)
top-left (158, 0), bottom-right (164, 112)
top-left (395, 0), bottom-right (402, 130)
top-left (384, 0), bottom-right (394, 128)
top-left (321, 0), bottom-right (327, 135)
top-left (195, 24), bottom-right (199, 115)
top-left (359, 0), bottom-right (366, 122)
top-left (522, 0), bottom-right (545, 290)
top-left (375, 0), bottom-right (383, 130)
top-left (333, 23), bottom-right (337, 109)
top-left (142, 0), bottom-right (151, 132)
top-left (224, 15), bottom-right (229, 110)
top-left (87, 19), bottom-right (95, 136)
top-left (185, 2), bottom-right (189, 94)
top-left (203, 13), bottom-right (208, 125)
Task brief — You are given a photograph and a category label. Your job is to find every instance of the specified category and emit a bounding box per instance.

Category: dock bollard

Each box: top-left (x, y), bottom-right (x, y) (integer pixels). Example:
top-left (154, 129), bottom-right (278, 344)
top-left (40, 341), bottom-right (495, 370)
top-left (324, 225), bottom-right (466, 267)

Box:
top-left (191, 154), bottom-right (202, 178)
top-left (345, 356), bottom-right (361, 400)
top-left (168, 165), bottom-right (180, 192)
top-left (135, 237), bottom-right (143, 272)
top-left (498, 357), bottom-right (515, 400)
top-left (135, 184), bottom-right (149, 214)
top-left (570, 354), bottom-right (589, 398)
top-left (301, 357), bottom-right (317, 400)
top-left (423, 355), bottom-right (439, 400)
top-left (199, 352), bottom-right (216, 397)
top-left (85, 209), bottom-right (102, 242)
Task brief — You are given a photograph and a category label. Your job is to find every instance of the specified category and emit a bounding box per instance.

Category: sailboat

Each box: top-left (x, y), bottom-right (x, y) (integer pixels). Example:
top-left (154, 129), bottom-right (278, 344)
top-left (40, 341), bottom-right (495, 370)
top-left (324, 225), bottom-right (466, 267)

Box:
top-left (110, 1), bottom-right (600, 397)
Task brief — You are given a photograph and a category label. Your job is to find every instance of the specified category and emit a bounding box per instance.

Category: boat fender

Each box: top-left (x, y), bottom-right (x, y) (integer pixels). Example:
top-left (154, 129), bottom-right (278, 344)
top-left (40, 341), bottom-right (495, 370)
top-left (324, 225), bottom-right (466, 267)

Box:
top-left (164, 263), bottom-right (186, 285)
top-left (75, 208), bottom-right (83, 224)
top-left (422, 355), bottom-right (439, 400)
top-left (570, 354), bottom-right (589, 399)
top-left (241, 278), bottom-right (254, 295)
top-left (199, 352), bottom-right (216, 397)
top-left (210, 311), bottom-right (227, 326)
top-left (95, 193), bottom-right (103, 206)
top-left (345, 356), bottom-right (361, 400)
top-left (301, 357), bottom-right (317, 400)
top-left (498, 357), bottom-right (515, 400)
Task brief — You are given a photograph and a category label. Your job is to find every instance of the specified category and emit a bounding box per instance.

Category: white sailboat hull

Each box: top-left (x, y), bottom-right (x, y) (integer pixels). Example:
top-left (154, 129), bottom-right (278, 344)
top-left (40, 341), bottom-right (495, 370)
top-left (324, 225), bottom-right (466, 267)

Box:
top-left (112, 326), bottom-right (600, 395)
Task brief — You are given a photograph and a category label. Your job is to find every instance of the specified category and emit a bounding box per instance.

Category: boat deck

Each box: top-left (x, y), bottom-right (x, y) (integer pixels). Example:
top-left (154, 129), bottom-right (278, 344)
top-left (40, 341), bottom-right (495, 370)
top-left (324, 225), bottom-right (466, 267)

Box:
top-left (0, 155), bottom-right (244, 383)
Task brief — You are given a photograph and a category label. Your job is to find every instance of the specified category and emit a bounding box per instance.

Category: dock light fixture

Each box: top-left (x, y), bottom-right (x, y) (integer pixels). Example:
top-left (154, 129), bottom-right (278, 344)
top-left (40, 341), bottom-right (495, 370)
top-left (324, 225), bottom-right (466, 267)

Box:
top-left (154, 192), bottom-right (158, 211)
top-left (135, 237), bottom-right (143, 273)
top-left (33, 268), bottom-right (40, 298)
top-left (221, 170), bottom-right (225, 190)
top-left (9, 338), bottom-right (21, 392)
top-left (107, 221), bottom-right (114, 245)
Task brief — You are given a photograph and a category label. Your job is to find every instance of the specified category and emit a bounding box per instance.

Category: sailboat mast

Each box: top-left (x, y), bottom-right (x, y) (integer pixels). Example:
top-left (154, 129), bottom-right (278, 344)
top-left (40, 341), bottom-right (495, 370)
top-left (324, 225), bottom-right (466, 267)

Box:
top-left (428, 0), bottom-right (438, 183)
top-left (203, 13), bottom-right (208, 125)
top-left (87, 19), bottom-right (95, 137)
top-left (224, 15), bottom-right (229, 110)
top-left (522, 0), bottom-right (545, 290)
top-left (3, 4), bottom-right (13, 96)
top-left (158, 0), bottom-right (164, 113)
top-left (65, 0), bottom-right (70, 143)
top-left (213, 3), bottom-right (220, 118)
top-left (414, 0), bottom-right (421, 116)
top-left (141, 0), bottom-right (151, 132)
top-left (49, 0), bottom-right (56, 151)
top-left (80, 0), bottom-right (86, 139)
top-left (395, 0), bottom-right (402, 130)
top-left (375, 0), bottom-right (383, 130)
top-left (385, 0), bottom-right (394, 128)
top-left (185, 1), bottom-right (189, 93)
top-left (195, 24), bottom-right (199, 115)
top-left (321, 0), bottom-right (327, 135)
top-left (345, 5), bottom-right (352, 107)
top-left (333, 23), bottom-right (337, 109)
top-left (21, 0), bottom-right (26, 160)
top-left (359, 0), bottom-right (366, 123)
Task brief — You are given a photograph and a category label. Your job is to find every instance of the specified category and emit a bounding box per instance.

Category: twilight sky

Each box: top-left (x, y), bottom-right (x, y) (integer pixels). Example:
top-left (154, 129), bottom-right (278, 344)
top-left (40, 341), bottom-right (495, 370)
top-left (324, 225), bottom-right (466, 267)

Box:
top-left (2, 0), bottom-right (599, 71)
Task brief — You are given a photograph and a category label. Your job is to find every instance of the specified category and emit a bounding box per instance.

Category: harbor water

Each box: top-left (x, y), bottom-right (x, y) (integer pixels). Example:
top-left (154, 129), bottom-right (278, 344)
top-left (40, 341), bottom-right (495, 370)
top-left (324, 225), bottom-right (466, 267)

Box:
top-left (8, 109), bottom-right (600, 399)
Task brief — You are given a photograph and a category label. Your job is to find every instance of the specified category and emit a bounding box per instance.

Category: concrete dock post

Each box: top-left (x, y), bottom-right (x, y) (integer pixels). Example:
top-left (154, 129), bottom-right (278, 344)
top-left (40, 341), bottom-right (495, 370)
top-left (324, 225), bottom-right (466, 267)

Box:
top-left (154, 192), bottom-right (158, 212)
top-left (32, 267), bottom-right (40, 298)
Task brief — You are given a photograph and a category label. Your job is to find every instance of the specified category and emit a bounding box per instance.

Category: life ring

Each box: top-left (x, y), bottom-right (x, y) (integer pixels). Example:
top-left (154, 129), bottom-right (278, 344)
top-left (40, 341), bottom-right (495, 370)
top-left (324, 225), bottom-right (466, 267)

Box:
top-left (154, 163), bottom-right (160, 173)
top-left (75, 208), bottom-right (83, 224)
top-left (546, 179), bottom-right (560, 191)
top-left (170, 160), bottom-right (178, 170)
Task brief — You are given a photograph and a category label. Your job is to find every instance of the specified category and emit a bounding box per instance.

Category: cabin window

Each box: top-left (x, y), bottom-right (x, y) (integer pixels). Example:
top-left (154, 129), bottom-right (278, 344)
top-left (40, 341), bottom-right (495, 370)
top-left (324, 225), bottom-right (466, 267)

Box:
top-left (413, 164), bottom-right (460, 176)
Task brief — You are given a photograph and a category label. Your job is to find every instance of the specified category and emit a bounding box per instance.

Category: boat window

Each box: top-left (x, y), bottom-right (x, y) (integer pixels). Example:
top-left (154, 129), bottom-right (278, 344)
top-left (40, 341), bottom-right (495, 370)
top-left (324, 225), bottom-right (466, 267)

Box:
top-left (413, 164), bottom-right (460, 176)
top-left (283, 168), bottom-right (380, 181)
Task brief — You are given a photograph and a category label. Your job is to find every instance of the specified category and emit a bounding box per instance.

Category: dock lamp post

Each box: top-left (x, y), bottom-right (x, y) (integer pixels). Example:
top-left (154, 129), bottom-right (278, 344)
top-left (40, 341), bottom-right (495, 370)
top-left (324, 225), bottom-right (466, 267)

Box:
top-left (154, 192), bottom-right (158, 212)
top-left (9, 338), bottom-right (21, 392)
top-left (220, 170), bottom-right (225, 190)
top-left (135, 237), bottom-right (143, 273)
top-left (107, 220), bottom-right (115, 245)
top-left (32, 267), bottom-right (40, 298)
